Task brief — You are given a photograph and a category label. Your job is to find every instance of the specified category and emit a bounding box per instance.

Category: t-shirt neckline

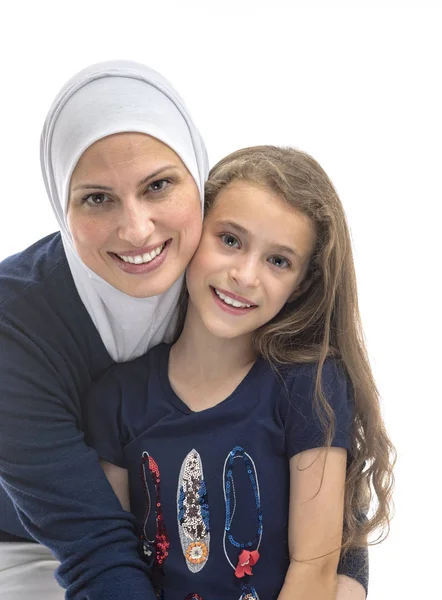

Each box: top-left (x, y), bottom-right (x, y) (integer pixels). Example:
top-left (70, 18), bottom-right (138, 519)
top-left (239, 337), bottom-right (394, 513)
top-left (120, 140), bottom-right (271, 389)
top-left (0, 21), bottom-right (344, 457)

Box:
top-left (157, 343), bottom-right (266, 415)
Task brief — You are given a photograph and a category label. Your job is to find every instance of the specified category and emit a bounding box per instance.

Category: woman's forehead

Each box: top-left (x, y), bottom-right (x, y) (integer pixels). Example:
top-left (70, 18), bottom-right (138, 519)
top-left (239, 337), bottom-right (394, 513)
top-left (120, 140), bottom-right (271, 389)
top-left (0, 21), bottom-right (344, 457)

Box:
top-left (71, 133), bottom-right (184, 181)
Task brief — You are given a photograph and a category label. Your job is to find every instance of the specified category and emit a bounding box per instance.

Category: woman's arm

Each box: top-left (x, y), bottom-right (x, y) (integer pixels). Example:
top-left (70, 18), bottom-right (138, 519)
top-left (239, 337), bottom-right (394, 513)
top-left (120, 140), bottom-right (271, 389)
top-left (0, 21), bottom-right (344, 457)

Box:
top-left (0, 317), bottom-right (156, 600)
top-left (278, 446), bottom-right (347, 600)
top-left (99, 460), bottom-right (131, 512)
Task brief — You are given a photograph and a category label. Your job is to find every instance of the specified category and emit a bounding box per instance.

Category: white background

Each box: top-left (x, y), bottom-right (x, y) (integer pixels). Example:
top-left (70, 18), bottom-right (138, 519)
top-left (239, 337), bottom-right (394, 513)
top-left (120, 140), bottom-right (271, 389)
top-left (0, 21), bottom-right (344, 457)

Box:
top-left (0, 1), bottom-right (440, 597)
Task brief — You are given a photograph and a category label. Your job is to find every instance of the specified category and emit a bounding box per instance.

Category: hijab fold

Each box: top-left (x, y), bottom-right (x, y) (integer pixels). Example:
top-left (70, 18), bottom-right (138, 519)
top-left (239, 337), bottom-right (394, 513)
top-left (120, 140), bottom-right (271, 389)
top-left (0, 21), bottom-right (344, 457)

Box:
top-left (41, 60), bottom-right (208, 361)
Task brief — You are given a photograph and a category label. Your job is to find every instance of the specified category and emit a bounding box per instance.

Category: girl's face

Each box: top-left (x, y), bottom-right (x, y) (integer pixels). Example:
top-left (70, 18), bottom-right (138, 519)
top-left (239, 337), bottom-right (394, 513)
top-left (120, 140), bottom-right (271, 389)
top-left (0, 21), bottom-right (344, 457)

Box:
top-left (186, 181), bottom-right (316, 342)
top-left (68, 133), bottom-right (202, 298)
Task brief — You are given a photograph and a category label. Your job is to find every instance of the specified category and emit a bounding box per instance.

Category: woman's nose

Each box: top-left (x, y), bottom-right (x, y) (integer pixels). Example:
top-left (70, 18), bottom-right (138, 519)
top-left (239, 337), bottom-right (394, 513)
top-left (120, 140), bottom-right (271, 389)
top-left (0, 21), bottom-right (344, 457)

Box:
top-left (117, 200), bottom-right (155, 247)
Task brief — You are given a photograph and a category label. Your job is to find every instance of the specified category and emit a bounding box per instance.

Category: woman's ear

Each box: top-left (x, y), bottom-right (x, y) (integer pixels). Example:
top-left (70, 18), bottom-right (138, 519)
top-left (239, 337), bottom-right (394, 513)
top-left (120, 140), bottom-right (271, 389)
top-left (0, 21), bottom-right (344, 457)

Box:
top-left (287, 276), bottom-right (312, 303)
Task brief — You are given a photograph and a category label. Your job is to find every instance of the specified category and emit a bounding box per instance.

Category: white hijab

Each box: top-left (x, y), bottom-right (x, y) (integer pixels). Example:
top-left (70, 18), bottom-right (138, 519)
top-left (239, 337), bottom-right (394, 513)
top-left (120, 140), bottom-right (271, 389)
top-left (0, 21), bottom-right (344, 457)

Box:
top-left (40, 60), bottom-right (209, 362)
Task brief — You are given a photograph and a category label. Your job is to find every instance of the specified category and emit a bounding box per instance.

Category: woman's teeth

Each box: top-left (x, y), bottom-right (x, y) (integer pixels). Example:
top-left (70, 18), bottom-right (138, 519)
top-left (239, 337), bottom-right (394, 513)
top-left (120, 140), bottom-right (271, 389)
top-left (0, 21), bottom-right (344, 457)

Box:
top-left (214, 288), bottom-right (253, 308)
top-left (117, 244), bottom-right (165, 264)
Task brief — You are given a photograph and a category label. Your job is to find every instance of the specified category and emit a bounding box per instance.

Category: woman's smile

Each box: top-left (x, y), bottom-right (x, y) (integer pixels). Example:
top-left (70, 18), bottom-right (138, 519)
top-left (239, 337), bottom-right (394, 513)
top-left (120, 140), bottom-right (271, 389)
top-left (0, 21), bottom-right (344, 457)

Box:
top-left (109, 240), bottom-right (170, 274)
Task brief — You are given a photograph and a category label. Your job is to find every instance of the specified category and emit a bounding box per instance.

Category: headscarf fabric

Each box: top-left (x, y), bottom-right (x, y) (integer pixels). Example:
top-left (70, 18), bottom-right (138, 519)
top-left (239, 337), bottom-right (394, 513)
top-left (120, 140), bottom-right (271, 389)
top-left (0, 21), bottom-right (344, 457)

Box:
top-left (40, 60), bottom-right (209, 361)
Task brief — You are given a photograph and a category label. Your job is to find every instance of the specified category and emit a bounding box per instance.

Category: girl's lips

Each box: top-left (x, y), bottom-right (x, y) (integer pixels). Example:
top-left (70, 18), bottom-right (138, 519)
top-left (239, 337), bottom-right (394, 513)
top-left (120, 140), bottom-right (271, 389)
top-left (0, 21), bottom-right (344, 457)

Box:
top-left (213, 286), bottom-right (257, 306)
top-left (211, 286), bottom-right (258, 316)
top-left (109, 240), bottom-right (171, 275)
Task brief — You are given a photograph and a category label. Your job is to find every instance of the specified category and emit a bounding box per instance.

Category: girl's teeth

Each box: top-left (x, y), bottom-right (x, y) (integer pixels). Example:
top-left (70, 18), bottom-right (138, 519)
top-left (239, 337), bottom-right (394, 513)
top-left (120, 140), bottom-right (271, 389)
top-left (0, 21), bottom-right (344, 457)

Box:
top-left (214, 288), bottom-right (252, 308)
top-left (118, 245), bottom-right (164, 264)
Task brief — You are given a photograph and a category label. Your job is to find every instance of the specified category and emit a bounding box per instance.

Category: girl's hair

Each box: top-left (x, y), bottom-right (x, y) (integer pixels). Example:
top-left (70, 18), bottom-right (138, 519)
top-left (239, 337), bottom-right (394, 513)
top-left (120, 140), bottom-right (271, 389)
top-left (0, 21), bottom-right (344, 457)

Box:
top-left (200, 145), bottom-right (396, 559)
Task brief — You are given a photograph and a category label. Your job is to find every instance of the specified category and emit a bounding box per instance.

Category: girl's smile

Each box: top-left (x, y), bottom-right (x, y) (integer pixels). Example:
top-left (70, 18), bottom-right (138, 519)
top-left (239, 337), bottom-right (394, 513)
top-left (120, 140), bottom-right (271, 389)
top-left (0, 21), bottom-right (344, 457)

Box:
top-left (211, 286), bottom-right (258, 314)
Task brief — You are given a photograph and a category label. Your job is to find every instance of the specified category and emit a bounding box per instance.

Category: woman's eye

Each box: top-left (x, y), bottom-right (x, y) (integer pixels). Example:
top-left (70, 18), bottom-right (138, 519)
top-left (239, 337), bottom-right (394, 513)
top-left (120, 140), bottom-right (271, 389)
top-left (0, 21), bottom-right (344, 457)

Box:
top-left (269, 255), bottom-right (290, 269)
top-left (147, 179), bottom-right (170, 193)
top-left (220, 234), bottom-right (240, 248)
top-left (83, 193), bottom-right (110, 206)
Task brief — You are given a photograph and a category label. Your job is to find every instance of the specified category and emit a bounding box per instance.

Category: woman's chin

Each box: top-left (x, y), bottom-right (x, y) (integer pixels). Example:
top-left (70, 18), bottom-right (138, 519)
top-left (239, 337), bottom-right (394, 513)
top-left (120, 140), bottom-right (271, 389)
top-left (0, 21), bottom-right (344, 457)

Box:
top-left (81, 255), bottom-right (183, 298)
top-left (111, 271), bottom-right (184, 298)
top-left (110, 278), bottom-right (173, 298)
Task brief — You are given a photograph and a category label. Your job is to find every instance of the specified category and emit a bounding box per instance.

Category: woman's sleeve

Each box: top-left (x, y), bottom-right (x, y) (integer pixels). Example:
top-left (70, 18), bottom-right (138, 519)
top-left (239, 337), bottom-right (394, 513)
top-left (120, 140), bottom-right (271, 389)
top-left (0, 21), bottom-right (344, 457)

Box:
top-left (0, 316), bottom-right (156, 600)
top-left (282, 360), bottom-right (369, 594)
top-left (337, 543), bottom-right (369, 596)
top-left (83, 368), bottom-right (128, 468)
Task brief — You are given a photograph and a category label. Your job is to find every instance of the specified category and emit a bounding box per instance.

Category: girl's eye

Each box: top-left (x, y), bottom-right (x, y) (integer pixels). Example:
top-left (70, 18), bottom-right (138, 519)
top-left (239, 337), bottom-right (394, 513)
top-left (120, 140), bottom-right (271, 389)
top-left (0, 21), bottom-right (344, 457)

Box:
top-left (83, 193), bottom-right (110, 206)
top-left (268, 255), bottom-right (290, 269)
top-left (220, 233), bottom-right (240, 248)
top-left (147, 179), bottom-right (170, 193)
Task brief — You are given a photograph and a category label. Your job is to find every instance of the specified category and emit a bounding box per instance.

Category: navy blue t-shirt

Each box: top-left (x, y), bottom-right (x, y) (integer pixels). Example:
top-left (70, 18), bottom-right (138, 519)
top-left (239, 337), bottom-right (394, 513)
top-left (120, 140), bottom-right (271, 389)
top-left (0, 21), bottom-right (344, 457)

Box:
top-left (85, 342), bottom-right (353, 600)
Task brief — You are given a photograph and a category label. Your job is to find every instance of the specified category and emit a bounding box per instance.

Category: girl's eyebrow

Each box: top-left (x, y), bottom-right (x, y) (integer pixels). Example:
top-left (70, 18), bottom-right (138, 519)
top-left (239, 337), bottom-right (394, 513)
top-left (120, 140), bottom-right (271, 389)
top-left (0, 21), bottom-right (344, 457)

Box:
top-left (72, 165), bottom-right (178, 192)
top-left (216, 220), bottom-right (300, 257)
top-left (217, 220), bottom-right (249, 236)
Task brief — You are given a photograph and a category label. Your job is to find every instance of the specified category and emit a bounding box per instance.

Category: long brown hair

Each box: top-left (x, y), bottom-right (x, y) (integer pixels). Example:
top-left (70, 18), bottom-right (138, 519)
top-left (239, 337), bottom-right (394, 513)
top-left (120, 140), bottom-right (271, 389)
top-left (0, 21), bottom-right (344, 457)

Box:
top-left (202, 145), bottom-right (396, 558)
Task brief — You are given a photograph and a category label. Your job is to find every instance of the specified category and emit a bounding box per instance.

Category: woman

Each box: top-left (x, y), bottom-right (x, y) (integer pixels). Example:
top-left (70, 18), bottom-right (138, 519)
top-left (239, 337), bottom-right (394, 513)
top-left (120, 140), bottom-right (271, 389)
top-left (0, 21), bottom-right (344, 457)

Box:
top-left (0, 61), bottom-right (367, 599)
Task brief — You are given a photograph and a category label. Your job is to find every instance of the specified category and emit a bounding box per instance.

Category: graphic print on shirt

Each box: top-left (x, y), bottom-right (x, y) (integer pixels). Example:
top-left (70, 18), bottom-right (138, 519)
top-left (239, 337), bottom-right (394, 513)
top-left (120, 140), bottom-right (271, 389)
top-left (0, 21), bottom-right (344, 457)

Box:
top-left (140, 451), bottom-right (170, 598)
top-left (238, 585), bottom-right (260, 600)
top-left (177, 449), bottom-right (210, 572)
top-left (223, 446), bottom-right (262, 600)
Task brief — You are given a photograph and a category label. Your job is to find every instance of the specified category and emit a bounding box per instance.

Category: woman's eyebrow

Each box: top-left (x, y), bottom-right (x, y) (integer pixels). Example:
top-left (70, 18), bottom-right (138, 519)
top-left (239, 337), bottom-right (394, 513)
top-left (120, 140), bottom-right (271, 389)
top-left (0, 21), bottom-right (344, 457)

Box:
top-left (136, 165), bottom-right (178, 188)
top-left (72, 165), bottom-right (178, 192)
top-left (72, 183), bottom-right (113, 192)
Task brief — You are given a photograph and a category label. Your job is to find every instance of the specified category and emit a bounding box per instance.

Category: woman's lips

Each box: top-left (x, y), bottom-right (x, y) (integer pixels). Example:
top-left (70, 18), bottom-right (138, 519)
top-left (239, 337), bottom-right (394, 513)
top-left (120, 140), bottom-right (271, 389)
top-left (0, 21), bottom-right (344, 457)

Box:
top-left (109, 240), bottom-right (171, 275)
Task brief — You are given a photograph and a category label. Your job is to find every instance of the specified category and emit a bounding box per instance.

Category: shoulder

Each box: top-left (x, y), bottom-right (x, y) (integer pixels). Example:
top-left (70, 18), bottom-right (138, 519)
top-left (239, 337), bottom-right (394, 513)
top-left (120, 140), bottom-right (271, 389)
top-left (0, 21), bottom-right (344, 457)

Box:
top-left (278, 358), bottom-right (353, 458)
top-left (277, 358), bottom-right (352, 428)
top-left (0, 233), bottom-right (69, 310)
top-left (250, 357), bottom-right (349, 405)
top-left (281, 358), bottom-right (349, 398)
top-left (0, 233), bottom-right (109, 385)
top-left (85, 343), bottom-right (170, 443)
top-left (91, 342), bottom-right (170, 394)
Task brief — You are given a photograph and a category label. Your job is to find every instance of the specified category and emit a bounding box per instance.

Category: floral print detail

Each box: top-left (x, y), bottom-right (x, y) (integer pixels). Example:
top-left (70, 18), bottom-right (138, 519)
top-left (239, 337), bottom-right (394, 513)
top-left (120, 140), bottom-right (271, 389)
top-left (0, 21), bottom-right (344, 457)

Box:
top-left (235, 549), bottom-right (260, 578)
top-left (185, 540), bottom-right (209, 565)
top-left (177, 449), bottom-right (210, 572)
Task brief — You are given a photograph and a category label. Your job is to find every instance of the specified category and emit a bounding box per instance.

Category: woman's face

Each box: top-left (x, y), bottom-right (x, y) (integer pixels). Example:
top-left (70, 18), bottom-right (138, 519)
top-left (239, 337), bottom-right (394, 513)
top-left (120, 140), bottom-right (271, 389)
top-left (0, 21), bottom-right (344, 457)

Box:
top-left (68, 133), bottom-right (202, 298)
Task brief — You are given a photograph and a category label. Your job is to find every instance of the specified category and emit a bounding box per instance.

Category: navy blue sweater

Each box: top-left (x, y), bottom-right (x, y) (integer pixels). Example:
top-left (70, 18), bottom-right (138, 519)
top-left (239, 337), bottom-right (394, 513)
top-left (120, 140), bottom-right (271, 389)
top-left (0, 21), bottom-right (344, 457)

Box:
top-left (0, 233), bottom-right (157, 599)
top-left (0, 233), bottom-right (368, 597)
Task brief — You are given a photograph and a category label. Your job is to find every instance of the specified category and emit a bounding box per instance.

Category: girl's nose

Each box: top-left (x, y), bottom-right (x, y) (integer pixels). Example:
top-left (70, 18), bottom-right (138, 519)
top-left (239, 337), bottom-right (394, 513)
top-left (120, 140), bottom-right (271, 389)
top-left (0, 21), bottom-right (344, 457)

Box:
top-left (229, 256), bottom-right (260, 288)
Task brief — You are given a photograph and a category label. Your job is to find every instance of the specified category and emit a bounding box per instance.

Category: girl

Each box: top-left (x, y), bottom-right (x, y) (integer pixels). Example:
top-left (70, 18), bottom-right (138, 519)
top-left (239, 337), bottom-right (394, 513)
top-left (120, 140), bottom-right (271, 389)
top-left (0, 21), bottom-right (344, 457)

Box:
top-left (85, 146), bottom-right (395, 599)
